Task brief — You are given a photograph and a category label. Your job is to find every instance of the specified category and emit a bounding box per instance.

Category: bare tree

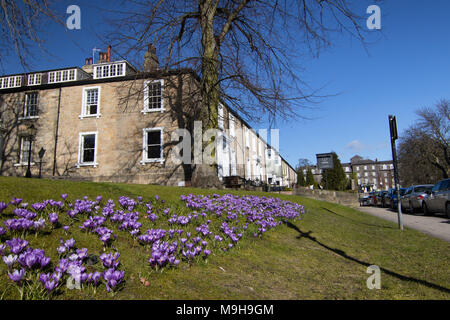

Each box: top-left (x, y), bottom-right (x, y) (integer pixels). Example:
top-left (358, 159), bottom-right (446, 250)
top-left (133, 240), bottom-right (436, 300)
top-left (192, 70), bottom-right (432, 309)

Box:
top-left (0, 0), bottom-right (62, 71)
top-left (104, 0), bottom-right (377, 127)
top-left (398, 100), bottom-right (450, 185)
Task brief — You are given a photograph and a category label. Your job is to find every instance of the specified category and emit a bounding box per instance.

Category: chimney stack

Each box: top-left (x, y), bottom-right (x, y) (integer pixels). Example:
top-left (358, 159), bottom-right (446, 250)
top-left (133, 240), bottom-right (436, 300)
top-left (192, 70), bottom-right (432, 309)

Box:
top-left (144, 44), bottom-right (159, 72)
top-left (82, 57), bottom-right (94, 74)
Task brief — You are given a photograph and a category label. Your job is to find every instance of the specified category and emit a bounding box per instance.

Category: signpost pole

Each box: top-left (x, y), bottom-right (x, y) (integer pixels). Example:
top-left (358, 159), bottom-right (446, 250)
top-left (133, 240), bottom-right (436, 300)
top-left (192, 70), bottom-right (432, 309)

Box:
top-left (389, 115), bottom-right (403, 231)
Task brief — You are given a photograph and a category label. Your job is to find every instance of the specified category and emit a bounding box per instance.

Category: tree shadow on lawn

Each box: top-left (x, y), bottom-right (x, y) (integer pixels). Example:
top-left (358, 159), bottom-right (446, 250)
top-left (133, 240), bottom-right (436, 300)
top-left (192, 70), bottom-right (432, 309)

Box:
top-left (321, 207), bottom-right (395, 229)
top-left (285, 221), bottom-right (450, 295)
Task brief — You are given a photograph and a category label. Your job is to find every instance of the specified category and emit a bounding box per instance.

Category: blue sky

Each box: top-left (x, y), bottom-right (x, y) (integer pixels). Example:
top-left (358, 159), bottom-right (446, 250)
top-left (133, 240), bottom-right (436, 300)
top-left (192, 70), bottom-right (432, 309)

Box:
top-left (2, 0), bottom-right (449, 168)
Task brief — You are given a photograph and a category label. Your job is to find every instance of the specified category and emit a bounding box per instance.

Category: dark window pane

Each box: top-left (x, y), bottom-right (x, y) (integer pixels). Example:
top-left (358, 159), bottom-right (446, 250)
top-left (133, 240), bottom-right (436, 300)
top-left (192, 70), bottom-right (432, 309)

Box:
top-left (83, 135), bottom-right (95, 149)
top-left (88, 104), bottom-right (97, 115)
top-left (147, 131), bottom-right (160, 145)
top-left (147, 145), bottom-right (161, 159)
top-left (83, 149), bottom-right (95, 162)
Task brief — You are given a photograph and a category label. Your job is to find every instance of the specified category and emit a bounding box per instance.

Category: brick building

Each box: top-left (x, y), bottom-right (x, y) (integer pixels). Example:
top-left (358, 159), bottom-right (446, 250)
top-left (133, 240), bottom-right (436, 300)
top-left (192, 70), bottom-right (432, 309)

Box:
top-left (0, 46), bottom-right (296, 187)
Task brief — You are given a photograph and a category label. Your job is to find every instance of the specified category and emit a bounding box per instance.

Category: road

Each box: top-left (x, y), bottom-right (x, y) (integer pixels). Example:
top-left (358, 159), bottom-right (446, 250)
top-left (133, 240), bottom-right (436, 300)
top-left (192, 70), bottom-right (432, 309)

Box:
top-left (357, 205), bottom-right (450, 243)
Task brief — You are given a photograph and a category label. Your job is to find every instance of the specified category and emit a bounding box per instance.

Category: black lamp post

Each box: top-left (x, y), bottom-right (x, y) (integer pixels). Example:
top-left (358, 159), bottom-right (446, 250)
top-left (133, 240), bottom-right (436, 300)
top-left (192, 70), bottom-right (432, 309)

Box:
top-left (25, 124), bottom-right (37, 178)
top-left (38, 147), bottom-right (46, 178)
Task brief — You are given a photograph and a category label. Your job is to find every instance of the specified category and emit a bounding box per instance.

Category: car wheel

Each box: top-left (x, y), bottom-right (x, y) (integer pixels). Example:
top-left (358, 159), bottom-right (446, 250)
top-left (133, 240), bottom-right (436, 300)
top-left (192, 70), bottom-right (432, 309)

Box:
top-left (446, 203), bottom-right (450, 219)
top-left (423, 203), bottom-right (431, 216)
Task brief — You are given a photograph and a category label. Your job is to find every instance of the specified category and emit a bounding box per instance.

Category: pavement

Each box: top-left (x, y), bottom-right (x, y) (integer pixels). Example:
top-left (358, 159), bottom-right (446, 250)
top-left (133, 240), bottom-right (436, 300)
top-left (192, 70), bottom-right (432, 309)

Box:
top-left (357, 205), bottom-right (450, 243)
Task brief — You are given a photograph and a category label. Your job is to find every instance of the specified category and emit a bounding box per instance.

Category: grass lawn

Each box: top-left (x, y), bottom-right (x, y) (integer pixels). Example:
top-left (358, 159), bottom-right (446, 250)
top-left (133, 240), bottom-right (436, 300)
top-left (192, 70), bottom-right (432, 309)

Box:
top-left (0, 176), bottom-right (449, 300)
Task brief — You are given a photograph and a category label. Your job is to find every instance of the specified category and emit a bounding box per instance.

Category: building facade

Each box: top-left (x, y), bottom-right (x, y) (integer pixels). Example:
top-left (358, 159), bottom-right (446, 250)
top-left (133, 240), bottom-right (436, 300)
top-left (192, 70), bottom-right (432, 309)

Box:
top-left (0, 46), bottom-right (296, 187)
top-left (302, 155), bottom-right (394, 191)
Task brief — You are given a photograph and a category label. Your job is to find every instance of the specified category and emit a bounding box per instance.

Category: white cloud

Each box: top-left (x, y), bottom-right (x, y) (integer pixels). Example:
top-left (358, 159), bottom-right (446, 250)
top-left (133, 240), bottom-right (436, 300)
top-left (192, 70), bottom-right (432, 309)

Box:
top-left (345, 140), bottom-right (364, 151)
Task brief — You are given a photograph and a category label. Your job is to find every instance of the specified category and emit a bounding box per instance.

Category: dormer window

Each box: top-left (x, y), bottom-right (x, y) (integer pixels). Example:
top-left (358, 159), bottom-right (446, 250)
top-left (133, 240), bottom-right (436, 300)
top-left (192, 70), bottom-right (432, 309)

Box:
top-left (27, 74), bottom-right (42, 86)
top-left (93, 62), bottom-right (125, 79)
top-left (48, 69), bottom-right (77, 84)
top-left (0, 76), bottom-right (22, 89)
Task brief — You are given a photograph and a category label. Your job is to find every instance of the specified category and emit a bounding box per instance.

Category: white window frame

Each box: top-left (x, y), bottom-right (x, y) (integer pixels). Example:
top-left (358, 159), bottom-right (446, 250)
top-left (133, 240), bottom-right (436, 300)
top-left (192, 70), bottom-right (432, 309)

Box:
top-left (27, 74), bottom-right (42, 86)
top-left (142, 79), bottom-right (165, 113)
top-left (80, 86), bottom-right (101, 119)
top-left (15, 136), bottom-right (35, 166)
top-left (141, 127), bottom-right (164, 164)
top-left (93, 62), bottom-right (125, 79)
top-left (20, 92), bottom-right (39, 120)
top-left (48, 69), bottom-right (77, 84)
top-left (77, 132), bottom-right (98, 168)
top-left (0, 76), bottom-right (22, 89)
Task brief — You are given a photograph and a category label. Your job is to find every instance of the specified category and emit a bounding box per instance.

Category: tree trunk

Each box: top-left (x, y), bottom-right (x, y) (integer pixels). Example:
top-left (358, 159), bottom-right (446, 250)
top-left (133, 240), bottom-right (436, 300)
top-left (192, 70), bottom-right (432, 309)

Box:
top-left (199, 0), bottom-right (220, 130)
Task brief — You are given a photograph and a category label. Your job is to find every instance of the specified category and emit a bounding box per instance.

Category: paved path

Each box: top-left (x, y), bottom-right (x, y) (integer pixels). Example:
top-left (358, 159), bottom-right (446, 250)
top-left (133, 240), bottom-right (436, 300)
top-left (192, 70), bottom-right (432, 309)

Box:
top-left (357, 206), bottom-right (450, 243)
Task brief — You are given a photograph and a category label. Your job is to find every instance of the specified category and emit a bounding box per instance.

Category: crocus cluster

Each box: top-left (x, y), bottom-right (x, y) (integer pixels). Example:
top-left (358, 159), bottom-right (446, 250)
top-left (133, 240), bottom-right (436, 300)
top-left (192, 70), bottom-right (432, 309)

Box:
top-left (0, 192), bottom-right (304, 298)
top-left (138, 229), bottom-right (167, 245)
top-left (148, 240), bottom-right (180, 268)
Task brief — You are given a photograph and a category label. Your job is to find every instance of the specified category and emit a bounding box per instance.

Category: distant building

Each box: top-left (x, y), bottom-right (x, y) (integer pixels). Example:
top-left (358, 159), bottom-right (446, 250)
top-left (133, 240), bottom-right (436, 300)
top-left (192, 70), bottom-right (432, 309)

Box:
top-left (302, 154), bottom-right (394, 192)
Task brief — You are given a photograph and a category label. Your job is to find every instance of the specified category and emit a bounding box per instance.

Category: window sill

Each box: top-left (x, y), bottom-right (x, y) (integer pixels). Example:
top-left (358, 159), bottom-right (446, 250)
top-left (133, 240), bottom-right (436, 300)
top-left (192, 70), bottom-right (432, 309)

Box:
top-left (18, 116), bottom-right (39, 121)
top-left (79, 114), bottom-right (101, 119)
top-left (14, 162), bottom-right (36, 167)
top-left (76, 162), bottom-right (98, 168)
top-left (140, 159), bottom-right (165, 165)
top-left (141, 108), bottom-right (165, 114)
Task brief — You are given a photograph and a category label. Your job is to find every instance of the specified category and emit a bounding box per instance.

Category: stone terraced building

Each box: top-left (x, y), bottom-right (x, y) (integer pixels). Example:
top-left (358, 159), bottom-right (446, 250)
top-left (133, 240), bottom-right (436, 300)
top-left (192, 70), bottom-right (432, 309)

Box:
top-left (0, 46), bottom-right (296, 188)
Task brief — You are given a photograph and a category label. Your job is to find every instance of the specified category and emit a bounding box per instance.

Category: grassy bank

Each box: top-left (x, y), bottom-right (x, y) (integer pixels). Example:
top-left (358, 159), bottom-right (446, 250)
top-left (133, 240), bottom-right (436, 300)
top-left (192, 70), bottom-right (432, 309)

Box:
top-left (0, 177), bottom-right (449, 299)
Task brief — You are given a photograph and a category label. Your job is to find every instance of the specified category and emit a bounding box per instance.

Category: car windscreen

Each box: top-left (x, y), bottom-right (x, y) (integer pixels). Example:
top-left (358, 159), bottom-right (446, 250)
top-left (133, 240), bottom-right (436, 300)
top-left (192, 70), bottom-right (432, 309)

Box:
top-left (414, 186), bottom-right (432, 193)
top-left (399, 189), bottom-right (407, 196)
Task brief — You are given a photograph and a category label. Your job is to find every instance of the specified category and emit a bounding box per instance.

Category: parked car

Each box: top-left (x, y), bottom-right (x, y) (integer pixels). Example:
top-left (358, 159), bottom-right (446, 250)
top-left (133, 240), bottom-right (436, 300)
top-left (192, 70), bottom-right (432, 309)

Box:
top-left (385, 188), bottom-right (407, 209)
top-left (422, 178), bottom-right (450, 218)
top-left (400, 184), bottom-right (433, 213)
top-left (376, 190), bottom-right (388, 207)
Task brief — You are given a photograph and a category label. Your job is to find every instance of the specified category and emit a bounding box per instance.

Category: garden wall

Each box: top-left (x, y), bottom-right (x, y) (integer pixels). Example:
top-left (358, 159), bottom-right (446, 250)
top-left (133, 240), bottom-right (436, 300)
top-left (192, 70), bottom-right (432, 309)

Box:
top-left (293, 186), bottom-right (359, 207)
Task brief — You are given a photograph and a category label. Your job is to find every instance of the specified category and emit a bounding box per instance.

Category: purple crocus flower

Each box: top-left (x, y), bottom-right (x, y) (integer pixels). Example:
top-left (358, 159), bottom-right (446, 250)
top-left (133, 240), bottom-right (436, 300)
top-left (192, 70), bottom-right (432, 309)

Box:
top-left (103, 268), bottom-right (125, 292)
top-left (64, 238), bottom-right (75, 249)
top-left (0, 227), bottom-right (5, 236)
top-left (203, 249), bottom-right (211, 258)
top-left (3, 254), bottom-right (17, 268)
top-left (0, 201), bottom-right (9, 214)
top-left (63, 225), bottom-right (70, 232)
top-left (6, 238), bottom-right (29, 255)
top-left (99, 252), bottom-right (120, 269)
top-left (44, 279), bottom-right (58, 292)
top-left (49, 213), bottom-right (59, 225)
top-left (61, 194), bottom-right (68, 200)
top-left (10, 197), bottom-right (22, 206)
top-left (76, 248), bottom-right (88, 260)
top-left (8, 268), bottom-right (25, 283)
top-left (0, 244), bottom-right (6, 256)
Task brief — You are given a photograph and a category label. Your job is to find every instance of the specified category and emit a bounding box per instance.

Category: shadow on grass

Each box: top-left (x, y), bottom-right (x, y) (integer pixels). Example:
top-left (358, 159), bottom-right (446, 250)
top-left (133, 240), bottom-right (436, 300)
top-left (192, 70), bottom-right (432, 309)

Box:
top-left (321, 207), bottom-right (395, 229)
top-left (285, 221), bottom-right (450, 295)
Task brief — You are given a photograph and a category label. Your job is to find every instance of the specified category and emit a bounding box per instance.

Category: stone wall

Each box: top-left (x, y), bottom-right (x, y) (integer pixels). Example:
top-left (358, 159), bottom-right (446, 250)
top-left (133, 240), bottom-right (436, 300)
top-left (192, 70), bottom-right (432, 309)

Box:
top-left (293, 186), bottom-right (359, 207)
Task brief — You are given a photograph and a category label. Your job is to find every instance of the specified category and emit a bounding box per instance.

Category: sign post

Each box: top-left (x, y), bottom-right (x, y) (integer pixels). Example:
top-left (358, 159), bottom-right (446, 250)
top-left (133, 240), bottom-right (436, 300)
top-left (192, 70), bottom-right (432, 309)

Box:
top-left (316, 153), bottom-right (334, 190)
top-left (389, 115), bottom-right (403, 231)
